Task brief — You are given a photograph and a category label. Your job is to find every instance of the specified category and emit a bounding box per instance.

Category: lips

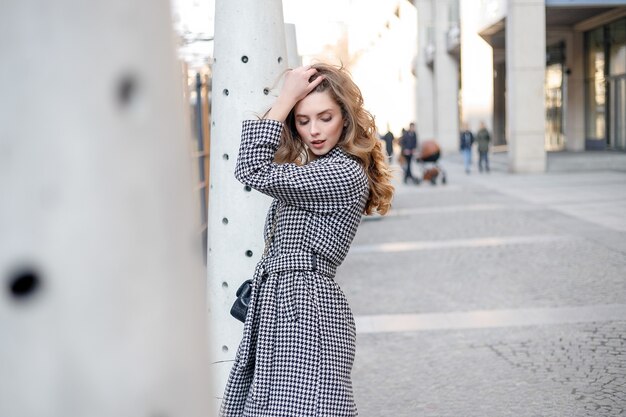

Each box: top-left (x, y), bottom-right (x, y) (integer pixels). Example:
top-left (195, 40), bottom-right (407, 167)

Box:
top-left (310, 139), bottom-right (326, 149)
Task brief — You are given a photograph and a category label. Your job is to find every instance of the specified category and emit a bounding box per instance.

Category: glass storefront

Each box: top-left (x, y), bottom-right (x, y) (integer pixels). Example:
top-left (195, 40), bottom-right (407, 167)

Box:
top-left (608, 19), bottom-right (625, 150)
top-left (585, 27), bottom-right (607, 148)
top-left (545, 42), bottom-right (565, 151)
top-left (585, 18), bottom-right (626, 151)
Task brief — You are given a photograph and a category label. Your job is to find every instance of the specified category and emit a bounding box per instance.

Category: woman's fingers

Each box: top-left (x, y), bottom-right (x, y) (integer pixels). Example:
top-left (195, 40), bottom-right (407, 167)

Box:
top-left (264, 66), bottom-right (323, 122)
top-left (307, 71), bottom-right (325, 91)
top-left (284, 66), bottom-right (325, 100)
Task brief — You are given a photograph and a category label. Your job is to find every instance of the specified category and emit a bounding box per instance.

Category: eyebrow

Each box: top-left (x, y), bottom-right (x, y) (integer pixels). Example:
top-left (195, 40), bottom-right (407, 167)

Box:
top-left (295, 108), bottom-right (335, 118)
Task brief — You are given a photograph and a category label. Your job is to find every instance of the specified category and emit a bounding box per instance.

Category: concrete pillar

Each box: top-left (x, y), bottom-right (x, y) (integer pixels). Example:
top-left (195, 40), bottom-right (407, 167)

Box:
top-left (506, 0), bottom-right (547, 172)
top-left (285, 23), bottom-right (302, 68)
top-left (208, 0), bottom-right (287, 411)
top-left (565, 30), bottom-right (586, 151)
top-left (460, 0), bottom-right (494, 133)
top-left (416, 0), bottom-right (436, 140)
top-left (434, 0), bottom-right (460, 152)
top-left (0, 1), bottom-right (211, 417)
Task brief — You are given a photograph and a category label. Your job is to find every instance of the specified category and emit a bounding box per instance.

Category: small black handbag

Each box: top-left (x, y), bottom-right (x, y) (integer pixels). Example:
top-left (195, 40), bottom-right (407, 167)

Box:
top-left (230, 279), bottom-right (253, 323)
top-left (229, 203), bottom-right (281, 322)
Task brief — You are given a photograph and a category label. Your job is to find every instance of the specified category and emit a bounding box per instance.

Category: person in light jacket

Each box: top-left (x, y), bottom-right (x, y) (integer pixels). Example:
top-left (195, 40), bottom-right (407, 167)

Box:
top-left (459, 123), bottom-right (474, 174)
top-left (220, 64), bottom-right (395, 417)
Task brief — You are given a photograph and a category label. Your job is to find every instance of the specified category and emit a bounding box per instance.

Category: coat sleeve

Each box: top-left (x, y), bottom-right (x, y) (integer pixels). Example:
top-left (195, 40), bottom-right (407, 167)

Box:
top-left (235, 119), bottom-right (368, 214)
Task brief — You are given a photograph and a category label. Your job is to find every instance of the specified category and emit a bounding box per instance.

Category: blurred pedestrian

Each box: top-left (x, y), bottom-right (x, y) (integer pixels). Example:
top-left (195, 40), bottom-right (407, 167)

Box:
top-left (220, 63), bottom-right (394, 417)
top-left (400, 122), bottom-right (418, 183)
top-left (476, 121), bottom-right (491, 173)
top-left (459, 123), bottom-right (474, 174)
top-left (381, 126), bottom-right (395, 164)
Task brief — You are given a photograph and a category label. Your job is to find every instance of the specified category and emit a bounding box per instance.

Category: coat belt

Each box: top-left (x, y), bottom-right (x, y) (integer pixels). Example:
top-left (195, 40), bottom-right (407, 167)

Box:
top-left (260, 251), bottom-right (337, 278)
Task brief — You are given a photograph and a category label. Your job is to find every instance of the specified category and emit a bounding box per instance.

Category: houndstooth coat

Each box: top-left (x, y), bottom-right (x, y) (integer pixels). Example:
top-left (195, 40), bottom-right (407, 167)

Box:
top-left (220, 119), bottom-right (369, 417)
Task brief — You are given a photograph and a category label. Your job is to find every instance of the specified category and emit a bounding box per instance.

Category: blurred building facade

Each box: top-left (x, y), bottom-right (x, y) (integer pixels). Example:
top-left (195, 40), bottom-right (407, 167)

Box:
top-left (415, 0), bottom-right (461, 154)
top-left (348, 0), bottom-right (418, 138)
top-left (286, 0), bottom-right (418, 138)
top-left (417, 0), bottom-right (626, 172)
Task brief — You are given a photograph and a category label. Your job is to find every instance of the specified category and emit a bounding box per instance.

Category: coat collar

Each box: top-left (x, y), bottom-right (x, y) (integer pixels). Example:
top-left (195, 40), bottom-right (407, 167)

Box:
top-left (317, 146), bottom-right (347, 160)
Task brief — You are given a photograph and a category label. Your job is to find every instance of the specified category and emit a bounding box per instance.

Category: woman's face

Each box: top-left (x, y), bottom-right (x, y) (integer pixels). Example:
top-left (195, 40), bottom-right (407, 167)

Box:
top-left (294, 90), bottom-right (345, 159)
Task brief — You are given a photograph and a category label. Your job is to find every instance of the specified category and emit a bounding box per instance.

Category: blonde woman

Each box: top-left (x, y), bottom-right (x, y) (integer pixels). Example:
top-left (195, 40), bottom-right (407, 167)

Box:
top-left (221, 64), bottom-right (394, 417)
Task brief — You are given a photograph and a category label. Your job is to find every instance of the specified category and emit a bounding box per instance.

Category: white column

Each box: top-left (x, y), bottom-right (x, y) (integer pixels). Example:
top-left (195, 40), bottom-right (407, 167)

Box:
top-left (0, 1), bottom-right (210, 417)
top-left (506, 0), bottom-right (547, 172)
top-left (416, 0), bottom-right (436, 140)
top-left (460, 0), bottom-right (494, 132)
top-left (285, 23), bottom-right (302, 68)
top-left (208, 0), bottom-right (287, 411)
top-left (434, 0), bottom-right (460, 152)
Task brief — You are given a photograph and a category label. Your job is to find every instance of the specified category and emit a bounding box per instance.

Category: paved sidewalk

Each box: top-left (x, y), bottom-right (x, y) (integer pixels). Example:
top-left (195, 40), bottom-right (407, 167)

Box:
top-left (336, 154), bottom-right (626, 416)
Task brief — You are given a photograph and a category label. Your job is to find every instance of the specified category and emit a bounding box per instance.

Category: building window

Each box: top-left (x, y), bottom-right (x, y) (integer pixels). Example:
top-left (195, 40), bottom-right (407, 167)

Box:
top-left (545, 42), bottom-right (565, 151)
top-left (607, 18), bottom-right (625, 150)
top-left (584, 18), bottom-right (626, 151)
top-left (545, 63), bottom-right (564, 151)
top-left (585, 27), bottom-right (606, 148)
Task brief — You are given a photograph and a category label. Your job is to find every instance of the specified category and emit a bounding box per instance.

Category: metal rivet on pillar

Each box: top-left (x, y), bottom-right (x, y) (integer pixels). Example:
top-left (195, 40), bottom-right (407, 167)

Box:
top-left (223, 89), bottom-right (229, 96)
top-left (245, 250), bottom-right (253, 257)
top-left (7, 267), bottom-right (41, 301)
top-left (244, 185), bottom-right (252, 192)
top-left (117, 73), bottom-right (138, 108)
top-left (241, 56), bottom-right (249, 63)
top-left (221, 281), bottom-right (228, 289)
top-left (222, 345), bottom-right (229, 353)
top-left (222, 153), bottom-right (229, 160)
top-left (222, 218), bottom-right (229, 225)
top-left (263, 88), bottom-right (270, 95)
top-left (277, 57), bottom-right (283, 64)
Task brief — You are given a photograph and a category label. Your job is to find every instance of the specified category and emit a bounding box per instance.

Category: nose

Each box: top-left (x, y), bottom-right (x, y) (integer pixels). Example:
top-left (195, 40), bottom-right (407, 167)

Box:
top-left (309, 120), bottom-right (320, 137)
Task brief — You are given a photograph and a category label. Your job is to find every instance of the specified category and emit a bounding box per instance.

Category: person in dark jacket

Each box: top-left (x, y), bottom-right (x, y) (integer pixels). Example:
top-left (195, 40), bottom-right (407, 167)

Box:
top-left (476, 121), bottom-right (491, 173)
top-left (400, 122), bottom-right (418, 183)
top-left (381, 126), bottom-right (395, 164)
top-left (459, 123), bottom-right (474, 174)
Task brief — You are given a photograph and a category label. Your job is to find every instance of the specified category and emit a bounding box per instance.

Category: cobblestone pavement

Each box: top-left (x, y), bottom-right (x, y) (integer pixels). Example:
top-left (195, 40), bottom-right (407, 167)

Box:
top-left (335, 155), bottom-right (626, 416)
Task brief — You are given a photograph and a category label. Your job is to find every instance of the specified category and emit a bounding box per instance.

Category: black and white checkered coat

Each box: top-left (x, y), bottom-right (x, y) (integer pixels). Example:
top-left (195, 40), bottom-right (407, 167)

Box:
top-left (220, 119), bottom-right (369, 417)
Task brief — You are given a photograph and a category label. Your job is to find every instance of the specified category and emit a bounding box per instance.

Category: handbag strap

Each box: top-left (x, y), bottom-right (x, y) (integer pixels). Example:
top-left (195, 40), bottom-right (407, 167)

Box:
top-left (262, 202), bottom-right (282, 257)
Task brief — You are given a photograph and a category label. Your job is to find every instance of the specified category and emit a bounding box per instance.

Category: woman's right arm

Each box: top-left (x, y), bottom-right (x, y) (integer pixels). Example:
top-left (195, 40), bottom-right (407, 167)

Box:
top-left (235, 119), bottom-right (367, 214)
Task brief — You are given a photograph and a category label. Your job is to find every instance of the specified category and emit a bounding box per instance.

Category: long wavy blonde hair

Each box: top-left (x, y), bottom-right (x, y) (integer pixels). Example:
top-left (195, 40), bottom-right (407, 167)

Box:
top-left (274, 63), bottom-right (394, 215)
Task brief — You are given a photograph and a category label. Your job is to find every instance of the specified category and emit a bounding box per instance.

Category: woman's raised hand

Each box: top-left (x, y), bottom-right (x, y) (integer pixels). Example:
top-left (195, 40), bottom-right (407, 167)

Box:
top-left (265, 66), bottom-right (325, 122)
top-left (281, 66), bottom-right (324, 103)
